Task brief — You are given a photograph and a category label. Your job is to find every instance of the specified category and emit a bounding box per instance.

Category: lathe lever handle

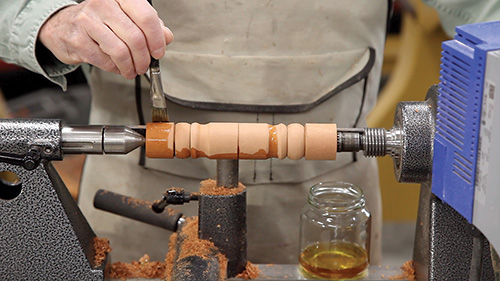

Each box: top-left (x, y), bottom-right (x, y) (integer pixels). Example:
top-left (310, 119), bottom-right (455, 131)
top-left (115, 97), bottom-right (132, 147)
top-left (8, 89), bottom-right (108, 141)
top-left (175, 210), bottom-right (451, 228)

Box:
top-left (0, 146), bottom-right (42, 170)
top-left (93, 189), bottom-right (183, 232)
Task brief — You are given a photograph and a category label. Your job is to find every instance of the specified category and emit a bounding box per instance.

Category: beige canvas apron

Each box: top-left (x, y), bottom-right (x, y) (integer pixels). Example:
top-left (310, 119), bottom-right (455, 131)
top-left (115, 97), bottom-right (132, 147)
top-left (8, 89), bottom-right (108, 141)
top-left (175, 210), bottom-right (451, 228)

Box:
top-left (78, 0), bottom-right (389, 265)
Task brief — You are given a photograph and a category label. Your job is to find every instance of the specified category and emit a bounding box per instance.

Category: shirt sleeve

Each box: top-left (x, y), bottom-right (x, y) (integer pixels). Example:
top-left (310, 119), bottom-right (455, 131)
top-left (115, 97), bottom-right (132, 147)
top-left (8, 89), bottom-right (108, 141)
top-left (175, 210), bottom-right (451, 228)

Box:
top-left (423, 0), bottom-right (500, 37)
top-left (0, 0), bottom-right (79, 90)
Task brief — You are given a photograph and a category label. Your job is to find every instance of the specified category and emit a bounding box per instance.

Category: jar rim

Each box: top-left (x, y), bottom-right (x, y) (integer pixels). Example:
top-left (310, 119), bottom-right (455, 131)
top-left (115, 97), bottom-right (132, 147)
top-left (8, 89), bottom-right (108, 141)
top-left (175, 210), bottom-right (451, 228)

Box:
top-left (308, 181), bottom-right (365, 211)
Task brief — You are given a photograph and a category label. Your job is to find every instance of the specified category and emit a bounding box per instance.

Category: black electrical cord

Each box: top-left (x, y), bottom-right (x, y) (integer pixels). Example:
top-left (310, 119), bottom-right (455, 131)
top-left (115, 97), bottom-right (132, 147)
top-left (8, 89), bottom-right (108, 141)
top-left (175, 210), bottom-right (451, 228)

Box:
top-left (135, 75), bottom-right (145, 125)
top-left (351, 76), bottom-right (369, 163)
top-left (353, 77), bottom-right (369, 128)
top-left (135, 75), bottom-right (146, 166)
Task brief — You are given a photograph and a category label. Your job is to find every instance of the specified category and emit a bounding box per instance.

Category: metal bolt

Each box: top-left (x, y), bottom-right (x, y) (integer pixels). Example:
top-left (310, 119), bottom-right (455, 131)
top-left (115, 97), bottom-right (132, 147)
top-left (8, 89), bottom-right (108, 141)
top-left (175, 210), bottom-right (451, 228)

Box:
top-left (23, 160), bottom-right (36, 170)
top-left (44, 146), bottom-right (54, 155)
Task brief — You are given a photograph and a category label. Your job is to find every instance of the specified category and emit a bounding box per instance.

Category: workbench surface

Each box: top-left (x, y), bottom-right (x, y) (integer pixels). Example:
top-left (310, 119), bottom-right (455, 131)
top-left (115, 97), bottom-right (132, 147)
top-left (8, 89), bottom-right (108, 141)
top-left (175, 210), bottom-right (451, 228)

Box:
top-left (110, 264), bottom-right (405, 280)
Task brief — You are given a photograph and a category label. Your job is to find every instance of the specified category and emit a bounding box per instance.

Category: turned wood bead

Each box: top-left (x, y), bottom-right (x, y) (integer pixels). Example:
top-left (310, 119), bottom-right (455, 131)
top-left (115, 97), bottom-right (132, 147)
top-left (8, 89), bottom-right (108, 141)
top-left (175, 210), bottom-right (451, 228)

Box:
top-left (269, 123), bottom-right (287, 159)
top-left (287, 123), bottom-right (305, 160)
top-left (191, 123), bottom-right (239, 159)
top-left (146, 122), bottom-right (174, 158)
top-left (304, 123), bottom-right (337, 160)
top-left (239, 123), bottom-right (269, 159)
top-left (175, 122), bottom-right (191, 158)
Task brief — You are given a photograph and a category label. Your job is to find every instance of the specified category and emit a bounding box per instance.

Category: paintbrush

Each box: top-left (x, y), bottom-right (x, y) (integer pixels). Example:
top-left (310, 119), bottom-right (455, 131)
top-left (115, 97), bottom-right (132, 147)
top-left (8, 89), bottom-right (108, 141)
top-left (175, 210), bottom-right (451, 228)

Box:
top-left (147, 0), bottom-right (169, 122)
top-left (149, 58), bottom-right (169, 122)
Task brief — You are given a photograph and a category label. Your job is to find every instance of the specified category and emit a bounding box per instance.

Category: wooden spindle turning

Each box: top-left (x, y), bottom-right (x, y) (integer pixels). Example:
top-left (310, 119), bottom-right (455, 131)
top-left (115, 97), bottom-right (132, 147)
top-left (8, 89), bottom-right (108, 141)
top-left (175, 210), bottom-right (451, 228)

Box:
top-left (145, 122), bottom-right (337, 160)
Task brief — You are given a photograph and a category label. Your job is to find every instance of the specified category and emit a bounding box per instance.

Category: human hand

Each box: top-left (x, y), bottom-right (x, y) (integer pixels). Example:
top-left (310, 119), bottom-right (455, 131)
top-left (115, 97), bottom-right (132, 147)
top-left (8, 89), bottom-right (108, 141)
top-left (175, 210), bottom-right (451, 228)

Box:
top-left (39, 0), bottom-right (173, 79)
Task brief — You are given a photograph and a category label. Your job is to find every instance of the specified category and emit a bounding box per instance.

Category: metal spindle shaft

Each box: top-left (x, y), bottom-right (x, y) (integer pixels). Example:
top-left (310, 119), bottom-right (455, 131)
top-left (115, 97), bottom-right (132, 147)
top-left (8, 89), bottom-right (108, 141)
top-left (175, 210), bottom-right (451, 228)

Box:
top-left (336, 127), bottom-right (402, 158)
top-left (216, 159), bottom-right (239, 188)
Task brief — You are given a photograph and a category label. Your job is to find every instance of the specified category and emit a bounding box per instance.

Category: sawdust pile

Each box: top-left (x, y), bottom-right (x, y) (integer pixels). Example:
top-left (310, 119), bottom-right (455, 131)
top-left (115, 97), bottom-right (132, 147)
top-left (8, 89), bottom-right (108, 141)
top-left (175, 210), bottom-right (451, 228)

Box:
top-left (93, 237), bottom-right (111, 267)
top-left (109, 254), bottom-right (166, 279)
top-left (200, 179), bottom-right (246, 196)
top-left (387, 260), bottom-right (416, 280)
top-left (101, 213), bottom-right (257, 280)
top-left (236, 261), bottom-right (260, 279)
top-left (164, 216), bottom-right (228, 280)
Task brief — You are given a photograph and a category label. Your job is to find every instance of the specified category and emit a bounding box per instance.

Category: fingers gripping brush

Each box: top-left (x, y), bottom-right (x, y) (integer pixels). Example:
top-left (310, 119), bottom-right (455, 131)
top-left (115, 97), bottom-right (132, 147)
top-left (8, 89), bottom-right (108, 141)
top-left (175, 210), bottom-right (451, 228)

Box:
top-left (148, 0), bottom-right (169, 122)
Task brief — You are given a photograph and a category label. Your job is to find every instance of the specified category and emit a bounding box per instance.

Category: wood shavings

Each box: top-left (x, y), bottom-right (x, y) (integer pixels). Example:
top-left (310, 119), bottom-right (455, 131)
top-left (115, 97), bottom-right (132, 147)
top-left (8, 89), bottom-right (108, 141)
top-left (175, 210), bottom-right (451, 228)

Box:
top-left (93, 237), bottom-right (111, 267)
top-left (236, 261), bottom-right (260, 279)
top-left (164, 217), bottom-right (228, 281)
top-left (109, 254), bottom-right (166, 280)
top-left (200, 179), bottom-right (245, 196)
top-left (387, 260), bottom-right (416, 280)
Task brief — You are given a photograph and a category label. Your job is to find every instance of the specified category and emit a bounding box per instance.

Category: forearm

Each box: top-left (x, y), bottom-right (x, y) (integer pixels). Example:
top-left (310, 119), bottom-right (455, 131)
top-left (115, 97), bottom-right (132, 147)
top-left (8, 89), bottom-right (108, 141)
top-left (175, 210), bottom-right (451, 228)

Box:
top-left (0, 0), bottom-right (80, 89)
top-left (423, 0), bottom-right (500, 37)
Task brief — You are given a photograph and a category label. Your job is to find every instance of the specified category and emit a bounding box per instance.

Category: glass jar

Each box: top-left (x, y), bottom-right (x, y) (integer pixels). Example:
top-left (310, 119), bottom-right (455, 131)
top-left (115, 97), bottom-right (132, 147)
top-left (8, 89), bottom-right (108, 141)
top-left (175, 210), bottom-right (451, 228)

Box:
top-left (298, 182), bottom-right (371, 280)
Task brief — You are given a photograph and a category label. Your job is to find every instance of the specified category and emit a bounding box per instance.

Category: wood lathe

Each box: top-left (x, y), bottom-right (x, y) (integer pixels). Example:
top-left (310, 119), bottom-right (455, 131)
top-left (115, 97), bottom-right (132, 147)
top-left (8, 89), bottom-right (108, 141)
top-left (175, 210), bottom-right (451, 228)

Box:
top-left (1, 21), bottom-right (500, 281)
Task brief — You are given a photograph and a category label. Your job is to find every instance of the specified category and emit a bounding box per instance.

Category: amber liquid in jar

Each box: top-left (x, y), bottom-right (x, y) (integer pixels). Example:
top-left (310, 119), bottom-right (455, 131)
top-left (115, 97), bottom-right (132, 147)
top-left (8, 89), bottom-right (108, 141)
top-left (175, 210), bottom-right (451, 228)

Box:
top-left (299, 241), bottom-right (368, 279)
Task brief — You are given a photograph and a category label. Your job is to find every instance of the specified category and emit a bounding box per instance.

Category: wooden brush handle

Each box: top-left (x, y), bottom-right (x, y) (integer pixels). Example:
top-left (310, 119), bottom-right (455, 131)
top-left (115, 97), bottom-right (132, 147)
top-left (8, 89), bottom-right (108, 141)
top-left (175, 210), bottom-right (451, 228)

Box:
top-left (145, 122), bottom-right (337, 160)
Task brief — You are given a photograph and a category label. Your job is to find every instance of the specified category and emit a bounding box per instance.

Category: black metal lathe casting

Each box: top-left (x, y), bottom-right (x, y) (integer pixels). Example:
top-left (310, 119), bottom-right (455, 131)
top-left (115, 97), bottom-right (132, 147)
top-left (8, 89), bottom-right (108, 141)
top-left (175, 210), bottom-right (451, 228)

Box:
top-left (171, 159), bottom-right (247, 280)
top-left (0, 119), bottom-right (107, 280)
top-left (199, 188), bottom-right (247, 277)
top-left (0, 162), bottom-right (107, 280)
top-left (400, 87), bottom-right (495, 281)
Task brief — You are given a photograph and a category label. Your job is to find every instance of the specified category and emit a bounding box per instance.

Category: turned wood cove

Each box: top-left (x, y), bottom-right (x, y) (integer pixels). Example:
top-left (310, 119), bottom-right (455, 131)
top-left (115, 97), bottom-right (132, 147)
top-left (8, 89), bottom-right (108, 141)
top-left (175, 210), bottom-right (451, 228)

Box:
top-left (145, 122), bottom-right (337, 160)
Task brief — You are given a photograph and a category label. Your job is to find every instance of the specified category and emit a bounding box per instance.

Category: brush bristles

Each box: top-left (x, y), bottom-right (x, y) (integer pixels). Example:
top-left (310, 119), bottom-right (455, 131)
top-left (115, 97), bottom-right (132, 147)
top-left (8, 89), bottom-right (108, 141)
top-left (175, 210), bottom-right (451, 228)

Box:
top-left (151, 108), bottom-right (169, 122)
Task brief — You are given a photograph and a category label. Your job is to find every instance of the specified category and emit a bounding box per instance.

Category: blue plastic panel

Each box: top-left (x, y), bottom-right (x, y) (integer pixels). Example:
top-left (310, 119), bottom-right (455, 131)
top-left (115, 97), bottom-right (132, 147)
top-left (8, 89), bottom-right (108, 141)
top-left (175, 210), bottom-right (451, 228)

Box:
top-left (432, 21), bottom-right (500, 222)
